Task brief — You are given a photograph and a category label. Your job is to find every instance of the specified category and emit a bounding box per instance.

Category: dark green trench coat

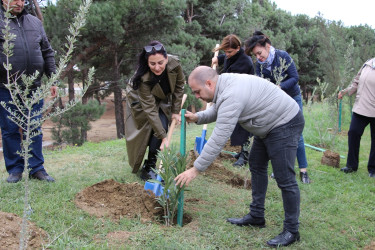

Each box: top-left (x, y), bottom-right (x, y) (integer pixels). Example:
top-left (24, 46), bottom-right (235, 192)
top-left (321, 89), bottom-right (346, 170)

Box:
top-left (125, 56), bottom-right (185, 173)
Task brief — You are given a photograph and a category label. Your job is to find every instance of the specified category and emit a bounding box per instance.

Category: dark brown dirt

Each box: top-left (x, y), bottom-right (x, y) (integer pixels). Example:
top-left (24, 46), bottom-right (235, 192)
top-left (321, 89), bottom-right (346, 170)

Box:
top-left (187, 141), bottom-right (251, 190)
top-left (74, 179), bottom-right (193, 227)
top-left (0, 211), bottom-right (48, 249)
top-left (321, 150), bottom-right (341, 168)
top-left (74, 179), bottom-right (162, 222)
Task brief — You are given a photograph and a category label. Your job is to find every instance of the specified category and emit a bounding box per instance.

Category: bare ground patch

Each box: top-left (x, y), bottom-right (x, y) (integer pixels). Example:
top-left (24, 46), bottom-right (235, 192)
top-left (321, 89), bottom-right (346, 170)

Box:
top-left (0, 211), bottom-right (48, 249)
top-left (187, 142), bottom-right (251, 190)
top-left (74, 179), bottom-right (161, 222)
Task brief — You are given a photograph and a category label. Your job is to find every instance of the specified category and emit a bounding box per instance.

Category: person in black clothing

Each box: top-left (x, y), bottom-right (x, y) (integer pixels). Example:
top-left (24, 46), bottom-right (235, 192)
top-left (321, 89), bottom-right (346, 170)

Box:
top-left (0, 0), bottom-right (56, 183)
top-left (211, 34), bottom-right (255, 167)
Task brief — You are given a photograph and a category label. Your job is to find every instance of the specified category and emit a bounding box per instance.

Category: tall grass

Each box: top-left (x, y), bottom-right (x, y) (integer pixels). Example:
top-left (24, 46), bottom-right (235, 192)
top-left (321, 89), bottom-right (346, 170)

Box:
top-left (0, 101), bottom-right (374, 249)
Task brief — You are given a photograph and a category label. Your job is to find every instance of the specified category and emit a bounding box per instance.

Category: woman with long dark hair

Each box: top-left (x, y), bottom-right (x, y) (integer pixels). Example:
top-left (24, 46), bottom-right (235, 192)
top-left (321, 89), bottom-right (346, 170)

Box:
top-left (125, 41), bottom-right (185, 180)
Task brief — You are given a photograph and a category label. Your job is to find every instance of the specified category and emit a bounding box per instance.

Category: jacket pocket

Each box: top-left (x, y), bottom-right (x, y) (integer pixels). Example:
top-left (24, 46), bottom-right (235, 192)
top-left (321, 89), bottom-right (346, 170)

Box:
top-left (130, 102), bottom-right (148, 129)
top-left (126, 87), bottom-right (147, 129)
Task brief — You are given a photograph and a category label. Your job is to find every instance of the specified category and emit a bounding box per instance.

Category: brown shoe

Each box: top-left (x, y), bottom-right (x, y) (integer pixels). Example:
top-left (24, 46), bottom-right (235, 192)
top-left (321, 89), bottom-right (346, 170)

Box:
top-left (30, 170), bottom-right (55, 182)
top-left (7, 172), bottom-right (23, 183)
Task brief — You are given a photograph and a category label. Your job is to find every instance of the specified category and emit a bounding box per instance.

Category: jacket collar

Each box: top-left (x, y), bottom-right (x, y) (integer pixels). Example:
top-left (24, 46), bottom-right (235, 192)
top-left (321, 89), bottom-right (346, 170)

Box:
top-left (226, 48), bottom-right (244, 64)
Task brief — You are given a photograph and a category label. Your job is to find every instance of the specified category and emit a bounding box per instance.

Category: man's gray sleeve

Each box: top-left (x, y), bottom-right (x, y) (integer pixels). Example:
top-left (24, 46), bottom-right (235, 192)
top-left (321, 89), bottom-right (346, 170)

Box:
top-left (194, 99), bottom-right (242, 172)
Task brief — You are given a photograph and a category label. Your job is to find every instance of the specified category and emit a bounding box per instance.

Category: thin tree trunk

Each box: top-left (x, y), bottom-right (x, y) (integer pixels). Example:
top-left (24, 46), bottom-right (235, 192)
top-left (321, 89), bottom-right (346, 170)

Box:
top-left (81, 68), bottom-right (88, 142)
top-left (32, 0), bottom-right (43, 22)
top-left (113, 51), bottom-right (125, 138)
top-left (68, 70), bottom-right (75, 101)
top-left (81, 68), bottom-right (88, 105)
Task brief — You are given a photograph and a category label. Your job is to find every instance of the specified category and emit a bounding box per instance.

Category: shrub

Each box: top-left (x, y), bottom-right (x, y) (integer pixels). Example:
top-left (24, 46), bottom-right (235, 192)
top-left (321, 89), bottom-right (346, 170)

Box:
top-left (51, 99), bottom-right (105, 146)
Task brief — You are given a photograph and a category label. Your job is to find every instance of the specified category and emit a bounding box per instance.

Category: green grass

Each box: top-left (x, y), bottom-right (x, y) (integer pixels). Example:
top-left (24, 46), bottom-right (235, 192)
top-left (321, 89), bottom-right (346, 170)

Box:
top-left (0, 102), bottom-right (374, 249)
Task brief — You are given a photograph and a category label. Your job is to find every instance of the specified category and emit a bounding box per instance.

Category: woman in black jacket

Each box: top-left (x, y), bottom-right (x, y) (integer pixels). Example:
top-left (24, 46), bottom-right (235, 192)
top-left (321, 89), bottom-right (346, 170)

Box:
top-left (212, 34), bottom-right (254, 167)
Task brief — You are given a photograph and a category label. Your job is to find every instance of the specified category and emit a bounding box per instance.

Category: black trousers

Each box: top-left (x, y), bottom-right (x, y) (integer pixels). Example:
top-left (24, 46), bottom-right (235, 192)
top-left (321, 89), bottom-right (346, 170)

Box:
top-left (147, 109), bottom-right (169, 161)
top-left (347, 112), bottom-right (375, 174)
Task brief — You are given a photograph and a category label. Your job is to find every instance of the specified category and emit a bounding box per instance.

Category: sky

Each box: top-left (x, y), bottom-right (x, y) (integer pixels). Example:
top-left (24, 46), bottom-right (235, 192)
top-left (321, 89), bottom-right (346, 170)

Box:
top-left (273, 0), bottom-right (375, 28)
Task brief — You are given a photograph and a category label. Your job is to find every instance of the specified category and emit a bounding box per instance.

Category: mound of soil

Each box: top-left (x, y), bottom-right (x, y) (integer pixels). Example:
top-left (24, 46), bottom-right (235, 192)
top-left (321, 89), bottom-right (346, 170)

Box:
top-left (187, 142), bottom-right (251, 190)
top-left (74, 179), bottom-right (161, 222)
top-left (321, 150), bottom-right (340, 168)
top-left (0, 211), bottom-right (47, 249)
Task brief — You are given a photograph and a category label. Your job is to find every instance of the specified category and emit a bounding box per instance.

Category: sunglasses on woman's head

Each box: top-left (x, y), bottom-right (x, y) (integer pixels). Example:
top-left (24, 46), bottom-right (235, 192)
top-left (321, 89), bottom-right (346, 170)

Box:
top-left (144, 44), bottom-right (165, 53)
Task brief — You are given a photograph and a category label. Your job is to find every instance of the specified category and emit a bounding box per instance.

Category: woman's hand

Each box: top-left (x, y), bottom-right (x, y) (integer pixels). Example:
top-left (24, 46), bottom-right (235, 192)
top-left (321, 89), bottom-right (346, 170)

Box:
top-left (172, 113), bottom-right (180, 124)
top-left (211, 56), bottom-right (218, 68)
top-left (185, 111), bottom-right (198, 123)
top-left (160, 137), bottom-right (169, 151)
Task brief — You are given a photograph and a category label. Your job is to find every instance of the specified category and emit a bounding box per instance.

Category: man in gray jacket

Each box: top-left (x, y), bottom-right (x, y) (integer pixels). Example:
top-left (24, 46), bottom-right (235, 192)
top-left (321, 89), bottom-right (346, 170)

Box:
top-left (0, 0), bottom-right (56, 183)
top-left (175, 66), bottom-right (304, 247)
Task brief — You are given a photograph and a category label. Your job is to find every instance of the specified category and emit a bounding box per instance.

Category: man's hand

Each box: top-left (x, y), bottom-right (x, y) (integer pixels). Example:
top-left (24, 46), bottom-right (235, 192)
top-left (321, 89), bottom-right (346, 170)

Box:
top-left (50, 86), bottom-right (58, 98)
top-left (338, 90), bottom-right (345, 99)
top-left (174, 167), bottom-right (200, 188)
top-left (185, 110), bottom-right (198, 123)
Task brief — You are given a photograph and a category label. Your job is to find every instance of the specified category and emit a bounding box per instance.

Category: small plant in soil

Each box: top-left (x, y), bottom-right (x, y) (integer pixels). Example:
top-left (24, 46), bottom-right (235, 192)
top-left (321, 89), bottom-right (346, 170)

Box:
top-left (152, 145), bottom-right (188, 226)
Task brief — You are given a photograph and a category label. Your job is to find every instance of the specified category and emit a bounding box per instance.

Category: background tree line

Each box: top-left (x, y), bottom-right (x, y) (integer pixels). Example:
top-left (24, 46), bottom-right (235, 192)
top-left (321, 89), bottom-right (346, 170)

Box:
top-left (33, 0), bottom-right (375, 141)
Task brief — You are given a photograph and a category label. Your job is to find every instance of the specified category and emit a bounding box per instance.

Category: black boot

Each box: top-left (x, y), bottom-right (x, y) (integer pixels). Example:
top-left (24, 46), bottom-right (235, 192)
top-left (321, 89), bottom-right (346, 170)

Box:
top-left (227, 213), bottom-right (265, 227)
top-left (140, 154), bottom-right (158, 181)
top-left (233, 146), bottom-right (249, 167)
top-left (233, 152), bottom-right (241, 159)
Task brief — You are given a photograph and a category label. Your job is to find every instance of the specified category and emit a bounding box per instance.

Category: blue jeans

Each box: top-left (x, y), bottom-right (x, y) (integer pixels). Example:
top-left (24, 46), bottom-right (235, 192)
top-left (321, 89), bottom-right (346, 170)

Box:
top-left (347, 112), bottom-right (375, 174)
top-left (292, 94), bottom-right (308, 169)
top-left (0, 88), bottom-right (45, 175)
top-left (248, 111), bottom-right (304, 233)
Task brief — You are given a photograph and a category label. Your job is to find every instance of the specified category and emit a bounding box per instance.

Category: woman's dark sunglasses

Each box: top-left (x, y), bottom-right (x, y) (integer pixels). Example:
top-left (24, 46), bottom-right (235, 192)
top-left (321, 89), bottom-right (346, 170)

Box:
top-left (144, 44), bottom-right (165, 53)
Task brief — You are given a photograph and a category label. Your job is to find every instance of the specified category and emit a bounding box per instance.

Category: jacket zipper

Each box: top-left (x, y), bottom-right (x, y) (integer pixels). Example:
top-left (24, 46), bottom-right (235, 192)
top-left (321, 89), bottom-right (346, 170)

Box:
top-left (16, 17), bottom-right (31, 76)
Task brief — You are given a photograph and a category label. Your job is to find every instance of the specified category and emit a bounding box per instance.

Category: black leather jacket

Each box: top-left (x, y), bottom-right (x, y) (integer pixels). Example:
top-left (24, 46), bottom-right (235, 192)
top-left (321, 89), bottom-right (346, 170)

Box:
top-left (0, 7), bottom-right (56, 89)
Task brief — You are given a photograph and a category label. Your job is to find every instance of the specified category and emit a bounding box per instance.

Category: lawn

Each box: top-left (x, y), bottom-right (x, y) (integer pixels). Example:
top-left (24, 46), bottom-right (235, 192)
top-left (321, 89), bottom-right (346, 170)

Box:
top-left (0, 101), bottom-right (374, 249)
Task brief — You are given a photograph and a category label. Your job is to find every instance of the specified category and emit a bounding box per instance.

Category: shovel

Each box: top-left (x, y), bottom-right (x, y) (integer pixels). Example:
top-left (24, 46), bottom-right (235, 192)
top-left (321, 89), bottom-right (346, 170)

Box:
top-left (194, 103), bottom-right (210, 155)
top-left (194, 44), bottom-right (219, 156)
top-left (144, 94), bottom-right (187, 196)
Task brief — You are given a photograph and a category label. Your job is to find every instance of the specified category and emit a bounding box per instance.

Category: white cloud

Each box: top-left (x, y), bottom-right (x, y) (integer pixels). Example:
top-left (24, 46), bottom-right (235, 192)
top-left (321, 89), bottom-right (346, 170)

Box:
top-left (273, 0), bottom-right (375, 28)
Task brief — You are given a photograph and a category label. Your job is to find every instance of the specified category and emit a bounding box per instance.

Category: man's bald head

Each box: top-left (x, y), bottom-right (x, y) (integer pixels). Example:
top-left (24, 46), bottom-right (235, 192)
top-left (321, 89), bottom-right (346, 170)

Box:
top-left (188, 66), bottom-right (218, 102)
top-left (189, 66), bottom-right (218, 87)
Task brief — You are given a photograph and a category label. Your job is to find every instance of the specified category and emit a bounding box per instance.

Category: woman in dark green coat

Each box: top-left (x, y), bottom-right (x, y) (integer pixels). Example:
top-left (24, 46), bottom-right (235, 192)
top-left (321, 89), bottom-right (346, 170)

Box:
top-left (125, 41), bottom-right (185, 180)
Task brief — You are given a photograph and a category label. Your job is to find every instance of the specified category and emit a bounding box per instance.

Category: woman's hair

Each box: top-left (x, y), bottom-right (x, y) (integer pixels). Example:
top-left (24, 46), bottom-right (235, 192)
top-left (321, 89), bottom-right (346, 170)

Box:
top-left (244, 31), bottom-right (272, 55)
top-left (132, 40), bottom-right (167, 89)
top-left (213, 34), bottom-right (242, 52)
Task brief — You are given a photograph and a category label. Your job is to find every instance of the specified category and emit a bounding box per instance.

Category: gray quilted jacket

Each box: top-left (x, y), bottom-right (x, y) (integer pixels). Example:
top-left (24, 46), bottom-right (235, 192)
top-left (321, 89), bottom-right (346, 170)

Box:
top-left (194, 73), bottom-right (300, 171)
